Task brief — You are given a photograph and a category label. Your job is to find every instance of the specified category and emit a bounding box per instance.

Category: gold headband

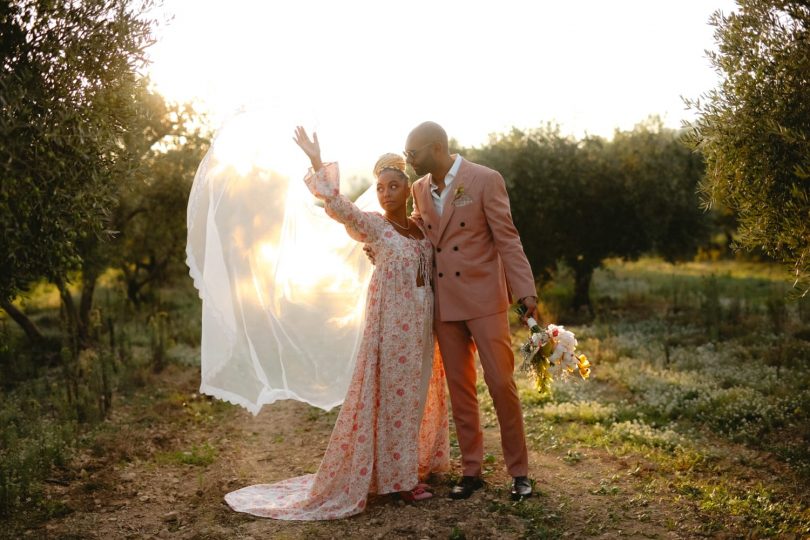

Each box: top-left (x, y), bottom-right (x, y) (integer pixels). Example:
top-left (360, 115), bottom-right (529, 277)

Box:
top-left (373, 153), bottom-right (407, 179)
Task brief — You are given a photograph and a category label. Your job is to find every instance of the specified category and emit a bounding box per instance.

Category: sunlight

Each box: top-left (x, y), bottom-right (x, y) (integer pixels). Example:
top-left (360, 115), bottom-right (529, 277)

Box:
top-left (148, 0), bottom-right (738, 170)
top-left (271, 217), bottom-right (369, 328)
top-left (207, 104), bottom-right (311, 180)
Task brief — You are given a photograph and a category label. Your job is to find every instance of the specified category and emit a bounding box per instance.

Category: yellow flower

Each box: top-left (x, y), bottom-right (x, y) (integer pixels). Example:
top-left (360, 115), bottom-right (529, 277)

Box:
top-left (577, 354), bottom-right (591, 379)
top-left (578, 354), bottom-right (590, 367)
top-left (454, 185), bottom-right (465, 199)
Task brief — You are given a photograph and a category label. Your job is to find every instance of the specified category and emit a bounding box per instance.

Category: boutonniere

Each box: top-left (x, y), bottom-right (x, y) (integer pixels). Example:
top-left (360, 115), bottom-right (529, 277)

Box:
top-left (452, 184), bottom-right (473, 207)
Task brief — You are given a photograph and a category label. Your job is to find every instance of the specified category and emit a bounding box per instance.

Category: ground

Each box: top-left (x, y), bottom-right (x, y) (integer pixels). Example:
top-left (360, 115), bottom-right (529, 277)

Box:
top-left (5, 259), bottom-right (810, 539)
top-left (11, 364), bottom-right (759, 540)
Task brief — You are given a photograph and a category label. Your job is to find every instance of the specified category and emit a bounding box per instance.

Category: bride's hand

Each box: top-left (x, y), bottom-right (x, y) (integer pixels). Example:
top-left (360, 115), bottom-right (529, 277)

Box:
top-left (293, 126), bottom-right (323, 170)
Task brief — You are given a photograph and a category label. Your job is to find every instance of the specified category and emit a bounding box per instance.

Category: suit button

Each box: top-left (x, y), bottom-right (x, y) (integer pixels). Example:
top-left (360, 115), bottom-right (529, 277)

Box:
top-left (460, 222), bottom-right (465, 227)
top-left (437, 247), bottom-right (442, 253)
top-left (438, 272), bottom-right (444, 278)
top-left (427, 224), bottom-right (432, 229)
top-left (453, 246), bottom-right (458, 251)
top-left (455, 272), bottom-right (460, 276)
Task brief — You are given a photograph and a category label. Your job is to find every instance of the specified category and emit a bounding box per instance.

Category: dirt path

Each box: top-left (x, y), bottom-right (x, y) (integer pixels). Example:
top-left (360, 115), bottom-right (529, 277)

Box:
top-left (15, 365), bottom-right (710, 539)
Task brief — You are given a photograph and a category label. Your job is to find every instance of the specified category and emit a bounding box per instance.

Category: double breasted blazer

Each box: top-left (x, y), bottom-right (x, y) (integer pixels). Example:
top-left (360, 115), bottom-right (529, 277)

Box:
top-left (412, 158), bottom-right (536, 322)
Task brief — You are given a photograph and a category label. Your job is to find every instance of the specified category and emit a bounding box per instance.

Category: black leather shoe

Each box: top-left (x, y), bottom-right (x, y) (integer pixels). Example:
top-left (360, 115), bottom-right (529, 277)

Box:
top-left (449, 476), bottom-right (484, 500)
top-left (510, 476), bottom-right (532, 500)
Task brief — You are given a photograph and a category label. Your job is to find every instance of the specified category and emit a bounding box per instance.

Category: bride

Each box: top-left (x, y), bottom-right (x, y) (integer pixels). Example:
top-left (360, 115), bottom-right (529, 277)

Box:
top-left (222, 127), bottom-right (450, 520)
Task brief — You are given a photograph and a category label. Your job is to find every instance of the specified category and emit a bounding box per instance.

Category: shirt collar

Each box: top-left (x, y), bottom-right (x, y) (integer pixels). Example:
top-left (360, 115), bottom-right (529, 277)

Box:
top-left (430, 154), bottom-right (463, 192)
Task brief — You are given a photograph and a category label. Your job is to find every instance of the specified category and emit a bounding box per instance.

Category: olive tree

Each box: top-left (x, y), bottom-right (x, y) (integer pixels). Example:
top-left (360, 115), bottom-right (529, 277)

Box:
top-left (685, 0), bottom-right (810, 295)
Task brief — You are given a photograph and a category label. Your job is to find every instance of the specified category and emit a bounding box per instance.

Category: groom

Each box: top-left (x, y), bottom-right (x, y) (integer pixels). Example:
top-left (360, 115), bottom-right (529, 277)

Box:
top-left (405, 121), bottom-right (538, 500)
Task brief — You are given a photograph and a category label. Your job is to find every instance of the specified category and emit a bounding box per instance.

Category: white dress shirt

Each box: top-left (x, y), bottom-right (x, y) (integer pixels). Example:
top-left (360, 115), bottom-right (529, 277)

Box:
top-left (430, 154), bottom-right (463, 217)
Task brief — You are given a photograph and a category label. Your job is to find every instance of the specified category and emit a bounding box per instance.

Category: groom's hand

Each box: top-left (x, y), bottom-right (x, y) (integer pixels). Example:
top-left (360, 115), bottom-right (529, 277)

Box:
top-left (519, 296), bottom-right (538, 323)
top-left (363, 244), bottom-right (377, 265)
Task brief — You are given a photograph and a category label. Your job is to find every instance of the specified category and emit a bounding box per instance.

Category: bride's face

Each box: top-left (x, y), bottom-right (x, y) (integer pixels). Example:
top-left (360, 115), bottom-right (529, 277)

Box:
top-left (376, 170), bottom-right (410, 213)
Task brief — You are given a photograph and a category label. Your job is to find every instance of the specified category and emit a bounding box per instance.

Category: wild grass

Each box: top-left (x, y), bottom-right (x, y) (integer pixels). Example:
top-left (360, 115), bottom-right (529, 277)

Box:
top-left (0, 270), bottom-right (203, 516)
top-left (517, 257), bottom-right (810, 536)
top-left (2, 256), bottom-right (808, 536)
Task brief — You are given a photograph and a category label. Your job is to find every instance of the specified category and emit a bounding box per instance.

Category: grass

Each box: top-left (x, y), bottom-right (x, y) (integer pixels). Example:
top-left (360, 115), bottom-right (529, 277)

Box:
top-left (513, 257), bottom-right (810, 536)
top-left (157, 443), bottom-right (218, 467)
top-left (1, 256), bottom-right (809, 536)
top-left (0, 269), bottom-right (203, 517)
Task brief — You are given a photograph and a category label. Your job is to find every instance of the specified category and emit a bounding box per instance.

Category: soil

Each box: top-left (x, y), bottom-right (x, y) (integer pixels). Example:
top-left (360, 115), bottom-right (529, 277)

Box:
top-left (11, 365), bottom-right (744, 539)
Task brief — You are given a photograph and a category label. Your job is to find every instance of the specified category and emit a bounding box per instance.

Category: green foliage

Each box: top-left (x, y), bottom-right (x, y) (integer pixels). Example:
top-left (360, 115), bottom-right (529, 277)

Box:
top-left (518, 258), bottom-right (810, 536)
top-left (0, 380), bottom-right (76, 516)
top-left (582, 259), bottom-right (810, 453)
top-left (157, 443), bottom-right (217, 467)
top-left (685, 1), bottom-right (810, 295)
top-left (0, 0), bottom-right (155, 302)
top-left (464, 118), bottom-right (710, 311)
top-left (0, 276), bottom-right (205, 517)
top-left (114, 103), bottom-right (211, 304)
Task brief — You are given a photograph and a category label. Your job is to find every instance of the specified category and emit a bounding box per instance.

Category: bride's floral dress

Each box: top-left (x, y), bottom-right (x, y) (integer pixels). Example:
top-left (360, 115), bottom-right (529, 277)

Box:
top-left (224, 163), bottom-right (450, 520)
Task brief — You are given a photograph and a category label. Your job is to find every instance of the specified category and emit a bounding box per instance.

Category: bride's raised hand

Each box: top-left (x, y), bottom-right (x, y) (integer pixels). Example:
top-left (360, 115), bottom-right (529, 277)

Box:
top-left (293, 126), bottom-right (323, 170)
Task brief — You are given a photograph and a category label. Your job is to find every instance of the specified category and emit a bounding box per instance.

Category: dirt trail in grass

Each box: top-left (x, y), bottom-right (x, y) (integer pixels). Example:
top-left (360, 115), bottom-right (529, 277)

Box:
top-left (16, 366), bottom-right (719, 539)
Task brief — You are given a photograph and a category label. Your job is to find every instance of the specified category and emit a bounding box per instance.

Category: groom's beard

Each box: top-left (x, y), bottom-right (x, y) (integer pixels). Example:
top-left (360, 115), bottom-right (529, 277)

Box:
top-left (411, 160), bottom-right (433, 177)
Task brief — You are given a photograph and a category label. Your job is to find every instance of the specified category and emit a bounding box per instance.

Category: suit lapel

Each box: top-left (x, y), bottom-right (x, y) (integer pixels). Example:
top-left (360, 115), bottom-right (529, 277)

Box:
top-left (436, 188), bottom-right (456, 241)
top-left (417, 176), bottom-right (441, 243)
top-left (436, 159), bottom-right (473, 241)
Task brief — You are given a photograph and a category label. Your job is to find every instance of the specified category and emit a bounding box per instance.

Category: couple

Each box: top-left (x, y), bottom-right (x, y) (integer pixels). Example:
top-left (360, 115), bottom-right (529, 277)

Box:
top-left (224, 121), bottom-right (539, 520)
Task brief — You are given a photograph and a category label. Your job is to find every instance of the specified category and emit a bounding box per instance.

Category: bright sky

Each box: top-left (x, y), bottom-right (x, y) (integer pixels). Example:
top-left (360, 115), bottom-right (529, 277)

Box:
top-left (147, 0), bottom-right (738, 178)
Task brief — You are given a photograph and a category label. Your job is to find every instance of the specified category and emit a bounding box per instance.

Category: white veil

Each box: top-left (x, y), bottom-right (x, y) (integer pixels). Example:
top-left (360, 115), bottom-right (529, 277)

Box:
top-left (186, 104), bottom-right (381, 414)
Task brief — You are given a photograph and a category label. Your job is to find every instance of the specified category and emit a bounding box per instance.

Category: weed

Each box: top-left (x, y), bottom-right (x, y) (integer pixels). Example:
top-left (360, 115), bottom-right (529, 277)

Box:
top-left (157, 443), bottom-right (217, 467)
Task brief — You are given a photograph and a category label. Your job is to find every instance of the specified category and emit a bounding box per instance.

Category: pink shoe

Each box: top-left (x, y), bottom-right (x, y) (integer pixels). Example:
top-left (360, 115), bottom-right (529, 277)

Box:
top-left (399, 486), bottom-right (433, 502)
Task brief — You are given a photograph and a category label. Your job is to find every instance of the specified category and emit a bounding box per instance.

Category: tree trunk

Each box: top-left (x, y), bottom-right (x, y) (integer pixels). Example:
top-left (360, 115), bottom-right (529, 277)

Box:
top-left (572, 265), bottom-right (595, 316)
top-left (79, 270), bottom-right (98, 337)
top-left (56, 278), bottom-right (89, 348)
top-left (0, 298), bottom-right (45, 344)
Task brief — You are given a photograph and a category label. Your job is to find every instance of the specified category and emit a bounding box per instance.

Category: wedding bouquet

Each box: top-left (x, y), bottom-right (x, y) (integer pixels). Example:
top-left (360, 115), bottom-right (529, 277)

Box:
top-left (515, 307), bottom-right (590, 394)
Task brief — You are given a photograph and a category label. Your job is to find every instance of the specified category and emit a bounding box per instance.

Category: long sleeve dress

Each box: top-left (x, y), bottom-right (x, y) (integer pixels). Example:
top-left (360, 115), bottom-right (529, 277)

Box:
top-left (224, 163), bottom-right (450, 520)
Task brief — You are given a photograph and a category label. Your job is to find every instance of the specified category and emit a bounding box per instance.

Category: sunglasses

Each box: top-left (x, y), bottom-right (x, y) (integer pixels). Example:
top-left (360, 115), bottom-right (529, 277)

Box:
top-left (402, 142), bottom-right (434, 160)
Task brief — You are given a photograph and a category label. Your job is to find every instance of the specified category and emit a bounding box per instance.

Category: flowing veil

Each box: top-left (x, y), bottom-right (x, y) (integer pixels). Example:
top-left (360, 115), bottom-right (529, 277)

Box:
top-left (186, 104), bottom-right (381, 414)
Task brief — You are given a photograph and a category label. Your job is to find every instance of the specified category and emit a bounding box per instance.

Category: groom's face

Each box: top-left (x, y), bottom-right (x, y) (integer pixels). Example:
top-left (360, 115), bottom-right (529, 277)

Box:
top-left (404, 136), bottom-right (435, 177)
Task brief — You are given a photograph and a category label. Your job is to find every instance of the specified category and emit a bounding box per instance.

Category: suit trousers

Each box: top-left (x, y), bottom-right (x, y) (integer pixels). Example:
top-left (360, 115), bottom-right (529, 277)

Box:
top-left (435, 310), bottom-right (529, 477)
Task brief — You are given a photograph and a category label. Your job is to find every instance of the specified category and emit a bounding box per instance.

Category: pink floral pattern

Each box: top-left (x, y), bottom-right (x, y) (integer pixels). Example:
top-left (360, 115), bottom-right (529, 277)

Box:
top-left (225, 163), bottom-right (450, 520)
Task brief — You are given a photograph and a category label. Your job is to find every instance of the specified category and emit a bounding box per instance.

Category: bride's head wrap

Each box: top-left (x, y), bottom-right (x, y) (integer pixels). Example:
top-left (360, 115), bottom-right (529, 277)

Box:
top-left (373, 153), bottom-right (408, 180)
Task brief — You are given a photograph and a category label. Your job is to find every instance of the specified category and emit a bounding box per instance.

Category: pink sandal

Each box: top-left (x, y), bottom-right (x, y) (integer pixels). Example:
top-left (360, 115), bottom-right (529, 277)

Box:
top-left (398, 485), bottom-right (433, 502)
